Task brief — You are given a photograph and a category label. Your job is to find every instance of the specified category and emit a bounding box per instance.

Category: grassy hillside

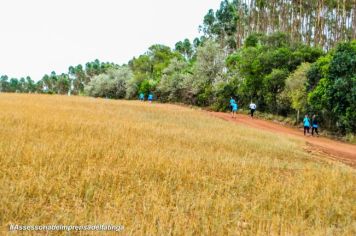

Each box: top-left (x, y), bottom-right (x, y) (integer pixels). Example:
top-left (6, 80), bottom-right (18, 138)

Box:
top-left (0, 94), bottom-right (354, 235)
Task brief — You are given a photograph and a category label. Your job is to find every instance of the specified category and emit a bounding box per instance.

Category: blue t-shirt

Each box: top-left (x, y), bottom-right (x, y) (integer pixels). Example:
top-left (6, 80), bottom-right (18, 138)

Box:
top-left (232, 103), bottom-right (238, 111)
top-left (230, 99), bottom-right (236, 106)
top-left (303, 117), bottom-right (310, 127)
top-left (139, 93), bottom-right (144, 99)
top-left (312, 118), bottom-right (318, 128)
top-left (148, 94), bottom-right (153, 100)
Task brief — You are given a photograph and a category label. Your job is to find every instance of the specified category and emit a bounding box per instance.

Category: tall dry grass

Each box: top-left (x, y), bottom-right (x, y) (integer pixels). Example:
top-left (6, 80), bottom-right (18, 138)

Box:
top-left (0, 93), bottom-right (355, 235)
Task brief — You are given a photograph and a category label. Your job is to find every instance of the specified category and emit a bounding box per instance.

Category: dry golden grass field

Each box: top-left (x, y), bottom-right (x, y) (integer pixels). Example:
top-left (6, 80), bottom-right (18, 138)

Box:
top-left (0, 93), bottom-right (355, 235)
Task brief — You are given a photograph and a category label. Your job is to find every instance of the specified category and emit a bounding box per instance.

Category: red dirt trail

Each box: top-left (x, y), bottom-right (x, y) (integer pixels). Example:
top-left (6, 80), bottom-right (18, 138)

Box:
top-left (209, 111), bottom-right (356, 167)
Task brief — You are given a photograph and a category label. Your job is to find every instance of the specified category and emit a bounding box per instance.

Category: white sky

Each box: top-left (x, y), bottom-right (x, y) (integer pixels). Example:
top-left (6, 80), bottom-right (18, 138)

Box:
top-left (0, 0), bottom-right (221, 81)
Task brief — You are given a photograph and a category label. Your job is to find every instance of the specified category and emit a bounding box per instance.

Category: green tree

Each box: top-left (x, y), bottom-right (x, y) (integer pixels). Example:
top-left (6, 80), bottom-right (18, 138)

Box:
top-left (127, 44), bottom-right (182, 99)
top-left (263, 69), bottom-right (289, 113)
top-left (147, 44), bottom-right (180, 79)
top-left (56, 74), bottom-right (70, 94)
top-left (35, 80), bottom-right (44, 93)
top-left (0, 75), bottom-right (9, 92)
top-left (9, 78), bottom-right (20, 92)
top-left (190, 40), bottom-right (226, 106)
top-left (157, 58), bottom-right (190, 102)
top-left (69, 65), bottom-right (86, 94)
top-left (228, 32), bottom-right (322, 112)
top-left (328, 41), bottom-right (356, 133)
top-left (308, 41), bottom-right (356, 133)
top-left (85, 66), bottom-right (133, 99)
top-left (200, 0), bottom-right (239, 50)
top-left (175, 39), bottom-right (193, 60)
top-left (281, 63), bottom-right (311, 122)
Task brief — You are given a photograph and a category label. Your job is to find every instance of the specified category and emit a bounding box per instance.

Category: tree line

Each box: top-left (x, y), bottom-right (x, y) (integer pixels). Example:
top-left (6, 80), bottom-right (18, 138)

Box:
top-left (0, 0), bottom-right (355, 135)
top-left (0, 60), bottom-right (119, 95)
top-left (202, 0), bottom-right (355, 50)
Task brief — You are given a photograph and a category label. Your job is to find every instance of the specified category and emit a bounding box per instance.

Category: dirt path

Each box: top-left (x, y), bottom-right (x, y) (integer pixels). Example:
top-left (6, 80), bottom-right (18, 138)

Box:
top-left (209, 111), bottom-right (356, 167)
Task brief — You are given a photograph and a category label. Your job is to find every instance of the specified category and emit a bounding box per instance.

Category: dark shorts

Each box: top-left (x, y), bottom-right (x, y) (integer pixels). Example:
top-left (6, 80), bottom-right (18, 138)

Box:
top-left (304, 126), bottom-right (310, 134)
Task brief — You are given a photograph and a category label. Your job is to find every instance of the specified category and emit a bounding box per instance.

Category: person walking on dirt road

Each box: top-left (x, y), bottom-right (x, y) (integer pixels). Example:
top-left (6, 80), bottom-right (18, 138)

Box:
top-left (303, 114), bottom-right (311, 136)
top-left (229, 97), bottom-right (236, 111)
top-left (139, 92), bottom-right (145, 101)
top-left (148, 93), bottom-right (153, 103)
top-left (249, 102), bottom-right (256, 118)
top-left (231, 102), bottom-right (238, 119)
top-left (311, 115), bottom-right (319, 136)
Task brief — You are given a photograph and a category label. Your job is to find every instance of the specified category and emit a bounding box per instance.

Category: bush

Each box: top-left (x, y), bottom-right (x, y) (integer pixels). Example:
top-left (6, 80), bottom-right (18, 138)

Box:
top-left (84, 67), bottom-right (133, 99)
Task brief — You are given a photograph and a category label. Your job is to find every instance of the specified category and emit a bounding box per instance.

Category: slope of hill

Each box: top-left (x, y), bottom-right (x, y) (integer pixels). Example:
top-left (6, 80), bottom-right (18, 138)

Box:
top-left (0, 94), bottom-right (354, 235)
top-left (209, 111), bottom-right (356, 167)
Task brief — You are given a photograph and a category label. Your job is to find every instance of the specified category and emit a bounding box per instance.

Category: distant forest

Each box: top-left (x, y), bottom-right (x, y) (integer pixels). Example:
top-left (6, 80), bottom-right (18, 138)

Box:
top-left (1, 0), bottom-right (355, 135)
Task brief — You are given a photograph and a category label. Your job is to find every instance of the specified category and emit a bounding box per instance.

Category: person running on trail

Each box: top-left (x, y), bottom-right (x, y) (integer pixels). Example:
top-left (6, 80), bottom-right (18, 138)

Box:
top-left (229, 97), bottom-right (236, 111)
top-left (249, 101), bottom-right (257, 118)
top-left (148, 93), bottom-right (153, 103)
top-left (139, 92), bottom-right (145, 101)
top-left (311, 114), bottom-right (319, 136)
top-left (231, 102), bottom-right (238, 119)
top-left (303, 114), bottom-right (311, 136)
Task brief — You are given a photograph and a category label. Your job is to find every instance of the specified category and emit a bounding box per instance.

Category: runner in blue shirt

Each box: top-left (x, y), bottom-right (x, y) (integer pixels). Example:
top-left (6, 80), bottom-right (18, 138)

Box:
top-left (148, 93), bottom-right (153, 103)
top-left (232, 102), bottom-right (238, 118)
top-left (139, 93), bottom-right (145, 101)
top-left (229, 97), bottom-right (236, 111)
top-left (303, 114), bottom-right (311, 136)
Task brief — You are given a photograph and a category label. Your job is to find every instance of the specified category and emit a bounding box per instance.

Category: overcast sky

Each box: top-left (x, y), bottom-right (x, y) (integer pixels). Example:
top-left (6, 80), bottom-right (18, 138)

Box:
top-left (0, 0), bottom-right (221, 81)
